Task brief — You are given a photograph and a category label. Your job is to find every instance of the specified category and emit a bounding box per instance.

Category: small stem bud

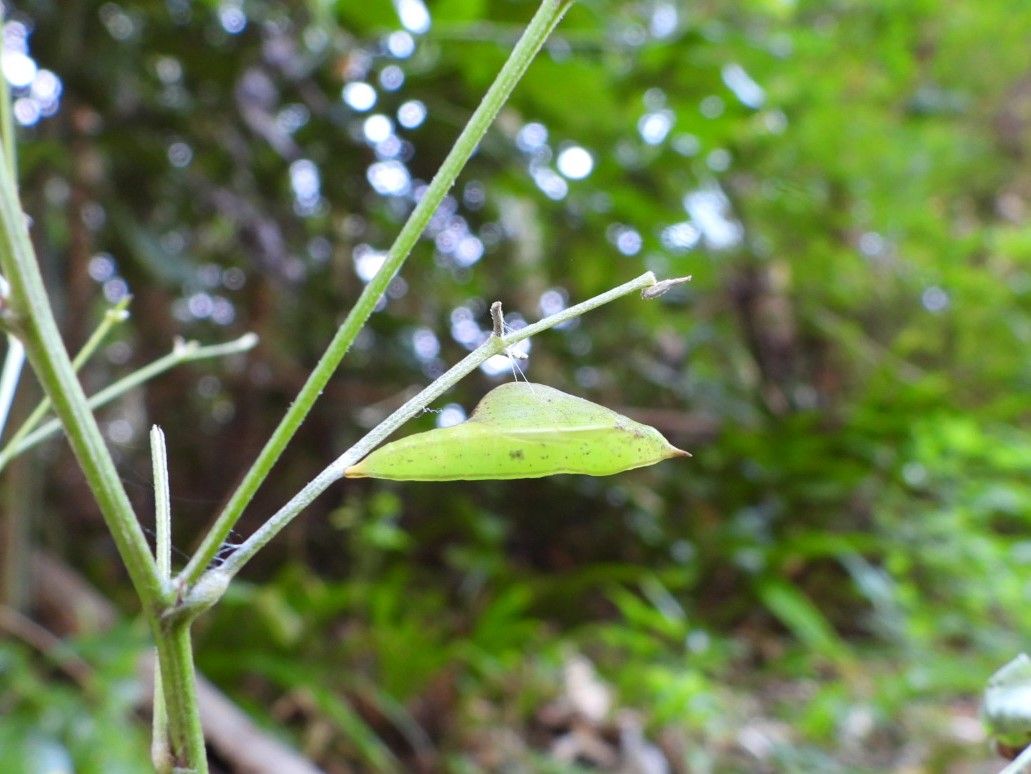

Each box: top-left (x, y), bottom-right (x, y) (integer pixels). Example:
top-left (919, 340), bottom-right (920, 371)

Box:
top-left (490, 301), bottom-right (505, 337)
top-left (641, 275), bottom-right (692, 299)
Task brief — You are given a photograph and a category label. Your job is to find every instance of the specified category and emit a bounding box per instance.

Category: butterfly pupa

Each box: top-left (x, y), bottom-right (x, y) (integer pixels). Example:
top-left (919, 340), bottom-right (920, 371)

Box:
top-left (344, 382), bottom-right (689, 481)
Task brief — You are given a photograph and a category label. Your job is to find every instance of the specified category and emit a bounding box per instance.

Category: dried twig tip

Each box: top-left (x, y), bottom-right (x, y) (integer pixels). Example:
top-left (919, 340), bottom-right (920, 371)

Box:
top-left (490, 301), bottom-right (504, 337)
top-left (641, 275), bottom-right (692, 300)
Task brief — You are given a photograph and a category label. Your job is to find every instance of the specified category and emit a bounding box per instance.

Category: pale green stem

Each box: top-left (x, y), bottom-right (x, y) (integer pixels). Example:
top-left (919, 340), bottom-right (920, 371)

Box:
top-left (151, 661), bottom-right (171, 774)
top-left (177, 271), bottom-right (657, 613)
top-left (0, 297), bottom-right (130, 472)
top-left (0, 334), bottom-right (24, 439)
top-left (151, 425), bottom-right (171, 585)
top-left (0, 9), bottom-right (15, 184)
top-left (180, 0), bottom-right (575, 588)
top-left (150, 425), bottom-right (173, 772)
top-left (71, 298), bottom-right (132, 368)
top-left (0, 333), bottom-right (256, 469)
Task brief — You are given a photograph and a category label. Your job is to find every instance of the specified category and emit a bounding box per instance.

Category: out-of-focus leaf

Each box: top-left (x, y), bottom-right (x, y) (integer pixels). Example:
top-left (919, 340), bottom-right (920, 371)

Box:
top-left (431, 0), bottom-right (487, 24)
top-left (0, 734), bottom-right (73, 774)
top-left (332, 0), bottom-right (397, 32)
top-left (757, 579), bottom-right (849, 662)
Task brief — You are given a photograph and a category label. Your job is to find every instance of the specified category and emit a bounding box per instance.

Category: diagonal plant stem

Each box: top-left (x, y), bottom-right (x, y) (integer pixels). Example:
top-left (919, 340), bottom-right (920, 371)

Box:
top-left (180, 0), bottom-right (576, 589)
top-left (0, 297), bottom-right (130, 471)
top-left (0, 8), bottom-right (15, 184)
top-left (0, 333), bottom-right (257, 470)
top-left (177, 271), bottom-right (658, 613)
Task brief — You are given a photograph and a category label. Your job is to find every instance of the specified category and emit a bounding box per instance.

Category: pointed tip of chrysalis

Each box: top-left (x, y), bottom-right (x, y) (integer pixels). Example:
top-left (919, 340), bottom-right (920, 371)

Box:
top-left (669, 446), bottom-right (691, 458)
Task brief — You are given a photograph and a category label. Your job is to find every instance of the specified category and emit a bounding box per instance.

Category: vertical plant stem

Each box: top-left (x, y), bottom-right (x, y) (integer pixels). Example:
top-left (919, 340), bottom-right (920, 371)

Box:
top-left (151, 425), bottom-right (171, 582)
top-left (150, 425), bottom-right (173, 772)
top-left (151, 663), bottom-right (171, 774)
top-left (0, 10), bottom-right (15, 184)
top-left (180, 0), bottom-right (575, 589)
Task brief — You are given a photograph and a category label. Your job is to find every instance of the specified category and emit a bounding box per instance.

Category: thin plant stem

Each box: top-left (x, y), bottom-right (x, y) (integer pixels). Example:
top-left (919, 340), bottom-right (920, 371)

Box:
top-left (151, 662), bottom-right (171, 774)
top-left (153, 622), bottom-right (206, 773)
top-left (0, 297), bottom-right (130, 471)
top-left (0, 7), bottom-right (23, 440)
top-left (0, 335), bottom-right (24, 439)
top-left (179, 271), bottom-right (658, 610)
top-left (150, 425), bottom-right (173, 772)
top-left (151, 425), bottom-right (172, 585)
top-left (0, 333), bottom-right (257, 469)
top-left (180, 0), bottom-right (575, 588)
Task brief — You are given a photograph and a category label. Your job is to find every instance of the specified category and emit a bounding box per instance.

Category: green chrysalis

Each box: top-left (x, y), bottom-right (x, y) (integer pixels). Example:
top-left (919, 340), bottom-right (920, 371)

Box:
top-left (344, 382), bottom-right (689, 481)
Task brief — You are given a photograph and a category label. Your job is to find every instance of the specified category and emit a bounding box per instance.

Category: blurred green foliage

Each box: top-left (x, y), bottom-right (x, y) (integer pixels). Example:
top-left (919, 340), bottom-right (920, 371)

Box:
top-left (0, 626), bottom-right (150, 772)
top-left (3, 0), bottom-right (1031, 769)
